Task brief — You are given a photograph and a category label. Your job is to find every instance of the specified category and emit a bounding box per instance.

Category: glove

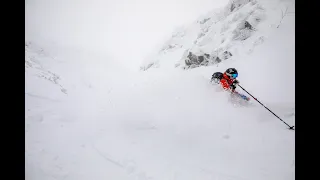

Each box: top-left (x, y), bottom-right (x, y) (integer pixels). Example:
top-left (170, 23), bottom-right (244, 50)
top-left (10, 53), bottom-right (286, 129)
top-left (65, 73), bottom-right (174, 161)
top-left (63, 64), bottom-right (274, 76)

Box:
top-left (230, 80), bottom-right (239, 91)
top-left (232, 80), bottom-right (239, 88)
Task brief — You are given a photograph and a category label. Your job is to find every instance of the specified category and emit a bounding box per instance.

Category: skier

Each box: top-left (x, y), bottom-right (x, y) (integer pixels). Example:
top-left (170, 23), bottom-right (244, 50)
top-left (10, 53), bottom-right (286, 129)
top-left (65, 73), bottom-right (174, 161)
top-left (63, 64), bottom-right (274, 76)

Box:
top-left (212, 68), bottom-right (239, 91)
top-left (220, 68), bottom-right (239, 92)
top-left (211, 68), bottom-right (249, 101)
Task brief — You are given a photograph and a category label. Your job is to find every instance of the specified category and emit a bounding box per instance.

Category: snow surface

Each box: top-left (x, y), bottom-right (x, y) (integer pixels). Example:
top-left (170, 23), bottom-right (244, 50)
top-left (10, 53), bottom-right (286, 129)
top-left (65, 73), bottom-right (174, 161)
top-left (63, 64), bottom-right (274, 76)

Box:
top-left (26, 0), bottom-right (295, 180)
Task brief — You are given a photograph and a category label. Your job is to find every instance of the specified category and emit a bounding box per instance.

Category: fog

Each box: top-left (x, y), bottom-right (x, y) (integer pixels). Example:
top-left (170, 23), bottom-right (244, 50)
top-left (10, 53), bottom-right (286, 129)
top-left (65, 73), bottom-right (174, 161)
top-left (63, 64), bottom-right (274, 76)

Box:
top-left (25, 0), bottom-right (228, 69)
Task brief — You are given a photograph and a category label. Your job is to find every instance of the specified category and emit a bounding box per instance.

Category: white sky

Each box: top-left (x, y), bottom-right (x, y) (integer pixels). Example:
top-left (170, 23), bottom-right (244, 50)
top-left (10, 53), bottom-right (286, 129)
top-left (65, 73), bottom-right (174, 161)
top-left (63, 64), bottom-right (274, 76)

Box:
top-left (25, 0), bottom-right (228, 69)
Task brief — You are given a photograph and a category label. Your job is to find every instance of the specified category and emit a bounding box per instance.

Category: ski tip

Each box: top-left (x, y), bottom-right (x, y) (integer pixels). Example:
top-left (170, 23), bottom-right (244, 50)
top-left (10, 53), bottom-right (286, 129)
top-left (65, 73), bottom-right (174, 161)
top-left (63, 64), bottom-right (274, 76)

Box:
top-left (289, 126), bottom-right (295, 130)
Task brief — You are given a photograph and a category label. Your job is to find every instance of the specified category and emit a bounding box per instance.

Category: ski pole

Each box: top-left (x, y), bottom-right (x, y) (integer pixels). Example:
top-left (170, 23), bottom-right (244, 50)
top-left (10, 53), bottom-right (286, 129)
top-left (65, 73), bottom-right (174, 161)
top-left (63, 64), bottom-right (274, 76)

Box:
top-left (238, 84), bottom-right (294, 130)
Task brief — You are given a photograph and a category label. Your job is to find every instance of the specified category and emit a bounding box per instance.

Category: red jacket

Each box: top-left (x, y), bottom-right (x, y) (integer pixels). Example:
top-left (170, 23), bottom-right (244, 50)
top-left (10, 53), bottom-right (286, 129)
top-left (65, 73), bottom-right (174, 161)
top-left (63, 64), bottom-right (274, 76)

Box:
top-left (220, 73), bottom-right (236, 91)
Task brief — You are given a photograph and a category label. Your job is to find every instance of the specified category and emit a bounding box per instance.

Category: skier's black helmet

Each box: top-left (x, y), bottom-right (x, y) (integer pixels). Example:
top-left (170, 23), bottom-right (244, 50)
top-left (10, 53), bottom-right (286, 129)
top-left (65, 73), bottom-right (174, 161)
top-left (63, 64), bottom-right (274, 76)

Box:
top-left (225, 68), bottom-right (238, 79)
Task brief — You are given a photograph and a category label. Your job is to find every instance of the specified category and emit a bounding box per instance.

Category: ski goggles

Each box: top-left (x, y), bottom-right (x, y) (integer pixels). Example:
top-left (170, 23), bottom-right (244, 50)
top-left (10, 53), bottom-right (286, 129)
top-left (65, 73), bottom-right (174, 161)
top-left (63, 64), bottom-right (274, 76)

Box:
top-left (231, 73), bottom-right (238, 78)
top-left (226, 72), bottom-right (238, 79)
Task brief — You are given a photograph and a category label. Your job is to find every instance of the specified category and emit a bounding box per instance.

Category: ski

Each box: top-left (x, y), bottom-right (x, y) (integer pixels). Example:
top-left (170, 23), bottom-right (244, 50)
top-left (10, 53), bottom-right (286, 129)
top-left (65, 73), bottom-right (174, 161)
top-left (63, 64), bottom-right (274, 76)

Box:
top-left (233, 91), bottom-right (250, 101)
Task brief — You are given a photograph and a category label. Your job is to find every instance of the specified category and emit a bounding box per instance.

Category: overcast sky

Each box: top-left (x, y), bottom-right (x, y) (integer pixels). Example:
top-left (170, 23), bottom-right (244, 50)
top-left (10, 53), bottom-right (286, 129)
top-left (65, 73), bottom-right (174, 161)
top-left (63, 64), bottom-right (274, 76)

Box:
top-left (26, 0), bottom-right (228, 69)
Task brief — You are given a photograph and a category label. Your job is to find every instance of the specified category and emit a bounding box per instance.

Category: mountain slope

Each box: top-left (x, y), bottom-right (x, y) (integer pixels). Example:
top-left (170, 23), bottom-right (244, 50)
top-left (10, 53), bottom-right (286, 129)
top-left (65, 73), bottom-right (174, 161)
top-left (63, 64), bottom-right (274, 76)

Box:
top-left (141, 0), bottom-right (295, 71)
top-left (26, 0), bottom-right (295, 179)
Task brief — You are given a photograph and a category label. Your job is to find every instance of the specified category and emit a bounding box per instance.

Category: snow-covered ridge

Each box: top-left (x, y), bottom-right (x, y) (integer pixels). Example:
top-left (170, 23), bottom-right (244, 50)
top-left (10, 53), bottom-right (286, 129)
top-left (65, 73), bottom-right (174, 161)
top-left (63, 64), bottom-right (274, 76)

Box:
top-left (25, 41), bottom-right (68, 98)
top-left (141, 0), bottom-right (294, 70)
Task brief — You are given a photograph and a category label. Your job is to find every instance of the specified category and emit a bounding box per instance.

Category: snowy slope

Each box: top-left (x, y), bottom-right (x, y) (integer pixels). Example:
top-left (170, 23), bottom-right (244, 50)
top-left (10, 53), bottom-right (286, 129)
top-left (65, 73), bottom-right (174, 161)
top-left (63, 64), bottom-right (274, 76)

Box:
top-left (26, 0), bottom-right (295, 180)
